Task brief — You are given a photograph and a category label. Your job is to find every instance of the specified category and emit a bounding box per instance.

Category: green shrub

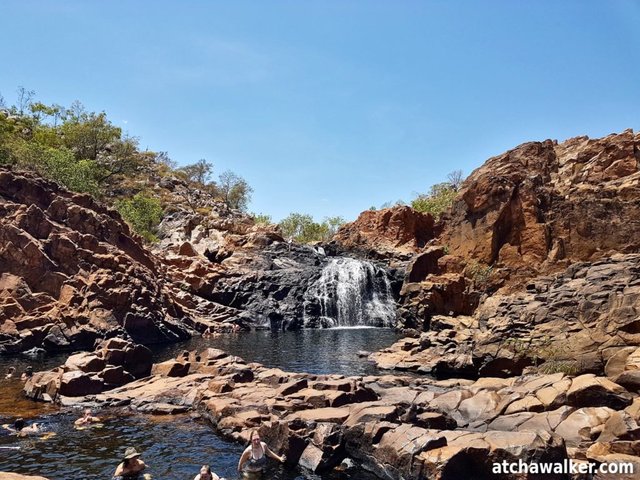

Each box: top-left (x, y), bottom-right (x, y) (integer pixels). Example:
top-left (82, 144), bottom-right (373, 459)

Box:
top-left (278, 213), bottom-right (346, 243)
top-left (465, 260), bottom-right (493, 288)
top-left (252, 213), bottom-right (272, 225)
top-left (411, 182), bottom-right (457, 218)
top-left (116, 193), bottom-right (163, 242)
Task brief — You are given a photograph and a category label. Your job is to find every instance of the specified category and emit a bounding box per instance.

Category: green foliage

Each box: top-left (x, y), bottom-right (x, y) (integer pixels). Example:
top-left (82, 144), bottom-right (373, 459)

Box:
top-left (409, 170), bottom-right (465, 218)
top-left (176, 158), bottom-right (213, 186)
top-left (217, 170), bottom-right (252, 211)
top-left (0, 89), bottom-right (256, 219)
top-left (60, 109), bottom-right (121, 161)
top-left (279, 213), bottom-right (346, 243)
top-left (116, 193), bottom-right (163, 242)
top-left (465, 260), bottom-right (493, 288)
top-left (411, 182), bottom-right (458, 218)
top-left (252, 213), bottom-right (273, 225)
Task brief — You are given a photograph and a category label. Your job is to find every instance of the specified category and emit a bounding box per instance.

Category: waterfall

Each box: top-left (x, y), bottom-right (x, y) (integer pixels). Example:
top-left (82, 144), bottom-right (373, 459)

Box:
top-left (305, 257), bottom-right (396, 328)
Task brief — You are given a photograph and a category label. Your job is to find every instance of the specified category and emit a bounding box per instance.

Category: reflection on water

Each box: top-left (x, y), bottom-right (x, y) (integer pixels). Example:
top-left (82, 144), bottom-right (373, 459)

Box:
top-left (153, 328), bottom-right (401, 377)
top-left (0, 412), bottom-right (377, 480)
top-left (0, 329), bottom-right (399, 479)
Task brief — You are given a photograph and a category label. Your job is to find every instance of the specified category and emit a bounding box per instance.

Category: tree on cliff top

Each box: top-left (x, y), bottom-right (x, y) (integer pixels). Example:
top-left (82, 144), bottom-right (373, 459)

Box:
top-left (0, 88), bottom-right (256, 220)
top-left (279, 213), bottom-right (345, 243)
top-left (411, 170), bottom-right (465, 219)
top-left (218, 170), bottom-right (252, 211)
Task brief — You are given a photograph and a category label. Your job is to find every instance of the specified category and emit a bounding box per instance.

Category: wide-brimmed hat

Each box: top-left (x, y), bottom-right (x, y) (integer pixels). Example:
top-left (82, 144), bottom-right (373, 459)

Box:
top-left (124, 447), bottom-right (141, 459)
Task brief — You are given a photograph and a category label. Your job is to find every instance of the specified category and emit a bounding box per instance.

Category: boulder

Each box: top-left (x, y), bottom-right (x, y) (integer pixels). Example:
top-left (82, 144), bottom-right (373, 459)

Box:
top-left (59, 371), bottom-right (104, 397)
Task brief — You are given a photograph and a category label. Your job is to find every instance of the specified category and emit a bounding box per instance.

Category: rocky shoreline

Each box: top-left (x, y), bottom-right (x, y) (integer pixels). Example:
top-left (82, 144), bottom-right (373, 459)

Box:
top-left (22, 342), bottom-right (640, 480)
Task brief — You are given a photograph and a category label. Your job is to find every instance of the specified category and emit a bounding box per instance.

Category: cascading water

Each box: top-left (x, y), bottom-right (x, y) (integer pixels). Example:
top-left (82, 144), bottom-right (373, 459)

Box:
top-left (305, 257), bottom-right (396, 327)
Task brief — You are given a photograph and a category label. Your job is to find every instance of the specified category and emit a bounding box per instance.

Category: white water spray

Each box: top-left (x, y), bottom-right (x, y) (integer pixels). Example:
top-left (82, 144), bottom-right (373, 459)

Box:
top-left (306, 257), bottom-right (396, 327)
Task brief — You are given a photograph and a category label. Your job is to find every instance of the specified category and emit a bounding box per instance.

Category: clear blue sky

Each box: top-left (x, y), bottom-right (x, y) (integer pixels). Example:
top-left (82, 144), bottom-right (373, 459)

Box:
top-left (2, 1), bottom-right (639, 222)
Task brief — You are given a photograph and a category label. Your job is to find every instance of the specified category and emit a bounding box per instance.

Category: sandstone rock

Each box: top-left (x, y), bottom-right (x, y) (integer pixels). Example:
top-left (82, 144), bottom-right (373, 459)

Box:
top-left (24, 369), bottom-right (62, 402)
top-left (59, 370), bottom-right (104, 397)
top-left (0, 474), bottom-right (51, 480)
top-left (567, 374), bottom-right (633, 409)
top-left (333, 206), bottom-right (434, 259)
top-left (555, 407), bottom-right (616, 447)
top-left (99, 366), bottom-right (135, 386)
top-left (64, 352), bottom-right (105, 373)
top-left (152, 360), bottom-right (191, 378)
top-left (0, 168), bottom-right (194, 353)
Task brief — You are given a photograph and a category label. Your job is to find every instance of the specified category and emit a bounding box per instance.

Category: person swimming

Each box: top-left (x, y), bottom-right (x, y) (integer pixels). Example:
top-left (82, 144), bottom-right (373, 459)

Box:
top-left (5, 418), bottom-right (41, 437)
top-left (237, 430), bottom-right (285, 478)
top-left (21, 366), bottom-right (34, 381)
top-left (5, 367), bottom-right (16, 379)
top-left (75, 408), bottom-right (101, 427)
top-left (193, 464), bottom-right (222, 480)
top-left (113, 447), bottom-right (151, 480)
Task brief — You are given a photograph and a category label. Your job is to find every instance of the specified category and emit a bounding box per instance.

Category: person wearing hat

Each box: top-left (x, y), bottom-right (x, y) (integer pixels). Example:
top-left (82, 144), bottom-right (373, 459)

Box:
top-left (113, 447), bottom-right (149, 479)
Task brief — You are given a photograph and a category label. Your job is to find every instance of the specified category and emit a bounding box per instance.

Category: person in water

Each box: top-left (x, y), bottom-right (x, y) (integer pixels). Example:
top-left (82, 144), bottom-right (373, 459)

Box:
top-left (75, 408), bottom-right (101, 427)
top-left (7, 418), bottom-right (41, 437)
top-left (113, 447), bottom-right (151, 480)
top-left (5, 367), bottom-right (15, 379)
top-left (237, 430), bottom-right (285, 478)
top-left (21, 366), bottom-right (33, 381)
top-left (193, 465), bottom-right (221, 480)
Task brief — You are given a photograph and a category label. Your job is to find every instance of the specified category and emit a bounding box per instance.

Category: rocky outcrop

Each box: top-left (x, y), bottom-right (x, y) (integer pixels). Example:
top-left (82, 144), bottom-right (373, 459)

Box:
top-left (0, 168), bottom-right (195, 354)
top-left (443, 130), bottom-right (640, 286)
top-left (373, 254), bottom-right (640, 378)
top-left (156, 209), bottom-right (399, 330)
top-left (41, 348), bottom-right (640, 479)
top-left (24, 338), bottom-right (152, 400)
top-left (334, 130), bottom-right (640, 331)
top-left (157, 211), bottom-right (329, 329)
top-left (332, 206), bottom-right (435, 261)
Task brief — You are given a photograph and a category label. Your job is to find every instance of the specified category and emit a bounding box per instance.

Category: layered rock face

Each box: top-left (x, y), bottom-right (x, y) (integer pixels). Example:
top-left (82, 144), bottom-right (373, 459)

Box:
top-left (373, 254), bottom-right (640, 379)
top-left (156, 210), bottom-right (329, 329)
top-left (0, 168), bottom-right (193, 354)
top-left (336, 131), bottom-right (640, 379)
top-left (156, 208), bottom-right (401, 330)
top-left (336, 130), bottom-right (640, 322)
top-left (442, 129), bottom-right (640, 289)
top-left (332, 205), bottom-right (435, 262)
top-left (35, 347), bottom-right (640, 480)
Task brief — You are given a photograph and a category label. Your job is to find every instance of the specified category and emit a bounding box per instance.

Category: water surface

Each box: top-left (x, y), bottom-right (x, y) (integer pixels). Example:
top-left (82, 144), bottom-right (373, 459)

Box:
top-left (0, 328), bottom-right (399, 479)
top-left (153, 328), bottom-right (401, 377)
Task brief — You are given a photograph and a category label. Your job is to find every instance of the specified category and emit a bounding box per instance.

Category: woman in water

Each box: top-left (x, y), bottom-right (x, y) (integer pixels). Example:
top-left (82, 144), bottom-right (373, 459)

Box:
top-left (237, 430), bottom-right (285, 478)
top-left (113, 447), bottom-right (151, 479)
top-left (193, 465), bottom-right (222, 480)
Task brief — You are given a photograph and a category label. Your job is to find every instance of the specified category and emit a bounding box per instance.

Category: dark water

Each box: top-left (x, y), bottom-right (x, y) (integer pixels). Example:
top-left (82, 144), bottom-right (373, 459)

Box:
top-left (0, 410), bottom-right (380, 480)
top-left (153, 327), bottom-right (401, 377)
top-left (0, 328), bottom-right (399, 479)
